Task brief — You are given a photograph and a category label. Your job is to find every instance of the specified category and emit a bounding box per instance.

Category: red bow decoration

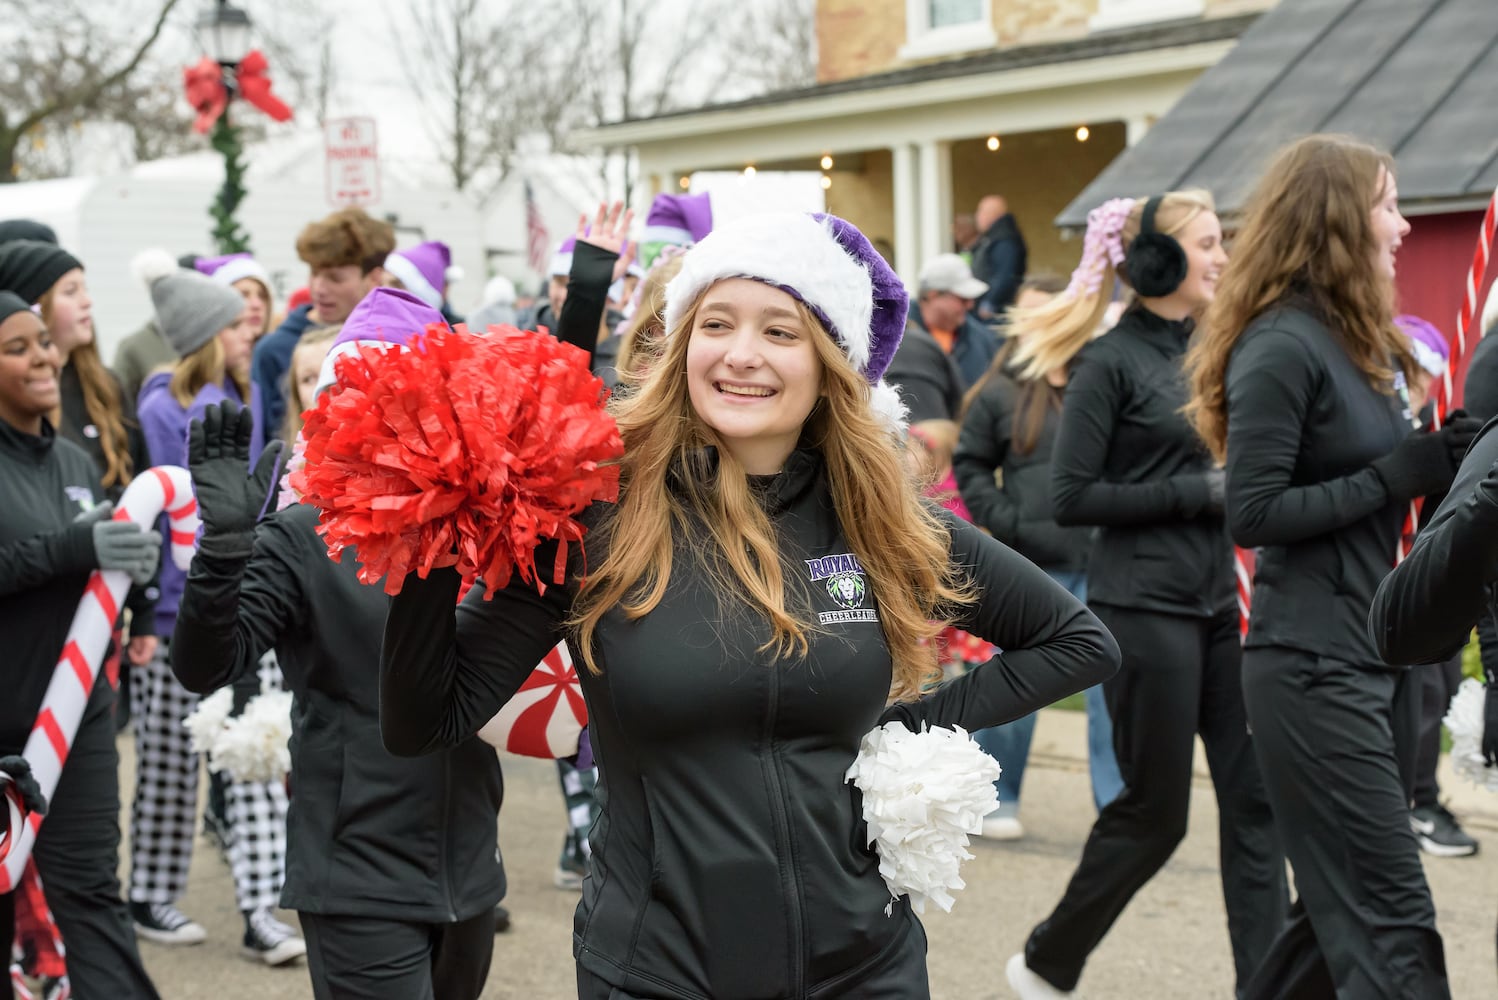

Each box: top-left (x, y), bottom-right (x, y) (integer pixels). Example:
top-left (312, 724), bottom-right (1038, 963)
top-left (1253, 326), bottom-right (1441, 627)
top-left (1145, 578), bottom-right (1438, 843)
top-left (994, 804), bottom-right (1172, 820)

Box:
top-left (183, 49), bottom-right (293, 134)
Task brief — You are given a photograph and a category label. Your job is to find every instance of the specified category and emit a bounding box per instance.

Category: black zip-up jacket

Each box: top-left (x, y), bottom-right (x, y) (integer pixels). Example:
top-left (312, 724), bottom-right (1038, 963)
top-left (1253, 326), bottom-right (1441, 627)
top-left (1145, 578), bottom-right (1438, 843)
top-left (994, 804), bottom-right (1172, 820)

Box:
top-left (57, 363), bottom-right (158, 638)
top-left (1459, 333), bottom-right (1498, 674)
top-left (1369, 416), bottom-right (1498, 666)
top-left (381, 450), bottom-right (1119, 1000)
top-left (0, 418), bottom-right (105, 755)
top-left (170, 500), bottom-right (505, 921)
top-left (955, 372), bottom-right (1090, 572)
top-left (1050, 304), bottom-right (1232, 615)
top-left (1224, 302), bottom-right (1411, 664)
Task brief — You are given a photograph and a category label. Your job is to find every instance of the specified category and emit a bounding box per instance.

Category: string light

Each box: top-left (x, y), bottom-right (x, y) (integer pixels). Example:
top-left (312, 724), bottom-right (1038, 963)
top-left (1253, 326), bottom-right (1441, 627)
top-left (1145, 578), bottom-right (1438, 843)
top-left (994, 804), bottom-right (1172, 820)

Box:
top-left (819, 174), bottom-right (832, 190)
top-left (820, 154), bottom-right (834, 170)
top-left (678, 175), bottom-right (690, 189)
top-left (986, 135), bottom-right (1000, 152)
top-left (1075, 125), bottom-right (1090, 142)
top-left (743, 165), bottom-right (757, 177)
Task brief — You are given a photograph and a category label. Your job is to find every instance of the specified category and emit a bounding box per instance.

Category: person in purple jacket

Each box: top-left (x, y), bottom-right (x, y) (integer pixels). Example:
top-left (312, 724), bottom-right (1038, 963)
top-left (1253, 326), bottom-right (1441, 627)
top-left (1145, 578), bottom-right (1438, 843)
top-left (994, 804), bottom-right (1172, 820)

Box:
top-left (132, 257), bottom-right (304, 964)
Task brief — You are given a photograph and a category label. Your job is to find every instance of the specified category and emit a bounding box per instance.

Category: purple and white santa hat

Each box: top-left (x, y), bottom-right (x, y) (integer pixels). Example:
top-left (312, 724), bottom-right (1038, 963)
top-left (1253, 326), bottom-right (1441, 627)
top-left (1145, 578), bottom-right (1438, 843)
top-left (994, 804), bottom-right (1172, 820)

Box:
top-left (663, 211), bottom-right (909, 431)
top-left (548, 236), bottom-right (577, 278)
top-left (195, 252), bottom-right (271, 291)
top-left (1395, 314), bottom-right (1450, 378)
top-left (385, 240), bottom-right (459, 310)
top-left (315, 287), bottom-right (448, 394)
top-left (643, 191), bottom-right (714, 249)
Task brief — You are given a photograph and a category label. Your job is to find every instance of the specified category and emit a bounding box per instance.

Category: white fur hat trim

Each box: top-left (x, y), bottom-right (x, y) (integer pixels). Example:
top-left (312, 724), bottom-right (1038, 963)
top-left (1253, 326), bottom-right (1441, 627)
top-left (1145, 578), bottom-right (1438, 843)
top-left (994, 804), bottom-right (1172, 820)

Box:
top-left (663, 213), bottom-right (874, 376)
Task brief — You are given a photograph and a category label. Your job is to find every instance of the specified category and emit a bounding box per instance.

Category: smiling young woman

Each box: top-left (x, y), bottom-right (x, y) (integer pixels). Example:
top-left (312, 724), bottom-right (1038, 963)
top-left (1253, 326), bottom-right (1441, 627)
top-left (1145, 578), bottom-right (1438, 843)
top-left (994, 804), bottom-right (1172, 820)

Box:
top-left (379, 211), bottom-right (1121, 999)
top-left (1184, 132), bottom-right (1479, 999)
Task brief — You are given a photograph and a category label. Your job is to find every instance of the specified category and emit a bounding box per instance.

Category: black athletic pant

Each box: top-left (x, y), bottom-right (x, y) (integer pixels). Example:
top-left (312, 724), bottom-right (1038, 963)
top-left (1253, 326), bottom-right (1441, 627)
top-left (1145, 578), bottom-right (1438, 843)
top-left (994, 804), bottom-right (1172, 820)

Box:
top-left (0, 678), bottom-right (160, 998)
top-left (1414, 652), bottom-right (1464, 810)
top-left (300, 907), bottom-right (495, 1000)
top-left (1240, 648), bottom-right (1447, 1000)
top-left (1025, 604), bottom-right (1288, 995)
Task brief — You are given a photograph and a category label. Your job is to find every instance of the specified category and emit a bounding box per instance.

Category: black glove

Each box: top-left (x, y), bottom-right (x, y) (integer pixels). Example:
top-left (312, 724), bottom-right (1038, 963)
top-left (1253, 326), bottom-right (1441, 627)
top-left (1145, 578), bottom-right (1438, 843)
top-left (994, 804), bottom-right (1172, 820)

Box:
top-left (1370, 428), bottom-right (1462, 503)
top-left (187, 401), bottom-right (284, 557)
top-left (0, 755), bottom-right (48, 817)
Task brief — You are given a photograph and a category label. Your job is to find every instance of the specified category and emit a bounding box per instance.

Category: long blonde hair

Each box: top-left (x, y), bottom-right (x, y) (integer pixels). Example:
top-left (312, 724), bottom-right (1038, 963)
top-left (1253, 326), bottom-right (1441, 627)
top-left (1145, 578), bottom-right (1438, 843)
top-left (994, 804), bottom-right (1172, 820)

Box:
top-left (170, 335), bottom-right (248, 408)
top-left (1007, 190), bottom-right (1215, 382)
top-left (1185, 135), bottom-right (1412, 461)
top-left (283, 325), bottom-right (339, 443)
top-left (614, 256), bottom-right (684, 385)
top-left (40, 288), bottom-right (134, 487)
top-left (570, 290), bottom-right (973, 701)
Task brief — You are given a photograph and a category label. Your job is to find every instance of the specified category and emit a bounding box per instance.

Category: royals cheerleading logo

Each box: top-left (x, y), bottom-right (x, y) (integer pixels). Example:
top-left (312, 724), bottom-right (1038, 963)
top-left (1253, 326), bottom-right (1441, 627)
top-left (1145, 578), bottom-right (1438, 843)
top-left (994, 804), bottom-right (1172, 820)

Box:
top-left (805, 553), bottom-right (878, 625)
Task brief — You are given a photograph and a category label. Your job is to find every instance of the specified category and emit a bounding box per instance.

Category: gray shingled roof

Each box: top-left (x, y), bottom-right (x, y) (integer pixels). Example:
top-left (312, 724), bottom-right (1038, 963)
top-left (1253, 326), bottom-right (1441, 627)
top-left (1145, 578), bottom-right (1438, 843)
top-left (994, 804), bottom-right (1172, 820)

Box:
top-left (602, 14), bottom-right (1260, 127)
top-left (1058, 0), bottom-right (1498, 227)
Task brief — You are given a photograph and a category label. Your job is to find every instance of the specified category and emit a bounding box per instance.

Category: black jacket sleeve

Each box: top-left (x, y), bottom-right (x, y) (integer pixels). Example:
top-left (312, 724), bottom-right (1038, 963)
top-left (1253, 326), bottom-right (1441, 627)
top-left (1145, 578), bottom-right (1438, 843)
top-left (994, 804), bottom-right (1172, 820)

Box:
top-left (1050, 348), bottom-right (1203, 526)
top-left (171, 514), bottom-right (309, 694)
top-left (1369, 419), bottom-right (1498, 665)
top-left (1461, 334), bottom-right (1498, 423)
top-left (882, 515), bottom-right (1120, 732)
top-left (556, 242), bottom-right (617, 362)
top-left (380, 547), bottom-right (574, 757)
top-left (953, 380), bottom-right (1017, 538)
top-left (1225, 327), bottom-right (1392, 547)
top-left (0, 523), bottom-right (96, 598)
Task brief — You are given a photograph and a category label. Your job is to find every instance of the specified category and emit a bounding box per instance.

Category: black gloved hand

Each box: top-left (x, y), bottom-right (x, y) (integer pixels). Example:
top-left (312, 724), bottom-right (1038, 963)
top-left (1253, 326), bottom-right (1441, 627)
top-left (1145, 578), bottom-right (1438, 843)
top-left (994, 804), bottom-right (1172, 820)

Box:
top-left (0, 754), bottom-right (48, 817)
top-left (187, 401), bottom-right (284, 552)
top-left (1370, 430), bottom-right (1459, 503)
top-left (1439, 410), bottom-right (1483, 465)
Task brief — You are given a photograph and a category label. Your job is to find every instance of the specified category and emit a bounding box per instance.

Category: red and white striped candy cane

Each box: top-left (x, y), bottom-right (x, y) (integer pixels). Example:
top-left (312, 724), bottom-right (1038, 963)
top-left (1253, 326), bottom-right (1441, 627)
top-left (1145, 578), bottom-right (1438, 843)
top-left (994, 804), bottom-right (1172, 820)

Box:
top-left (0, 466), bottom-right (198, 891)
top-left (1397, 186), bottom-right (1498, 562)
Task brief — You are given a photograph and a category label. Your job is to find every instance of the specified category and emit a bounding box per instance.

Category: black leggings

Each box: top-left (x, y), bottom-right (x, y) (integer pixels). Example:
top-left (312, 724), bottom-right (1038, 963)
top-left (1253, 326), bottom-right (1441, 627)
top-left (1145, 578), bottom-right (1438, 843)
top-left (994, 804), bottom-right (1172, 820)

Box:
top-left (301, 907), bottom-right (495, 1000)
top-left (1025, 604), bottom-right (1288, 995)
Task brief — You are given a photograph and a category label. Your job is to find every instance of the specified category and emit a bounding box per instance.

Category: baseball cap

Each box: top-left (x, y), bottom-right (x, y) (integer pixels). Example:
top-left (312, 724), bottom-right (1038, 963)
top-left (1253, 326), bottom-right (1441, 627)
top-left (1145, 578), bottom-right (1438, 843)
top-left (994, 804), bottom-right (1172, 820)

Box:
top-left (918, 254), bottom-right (988, 300)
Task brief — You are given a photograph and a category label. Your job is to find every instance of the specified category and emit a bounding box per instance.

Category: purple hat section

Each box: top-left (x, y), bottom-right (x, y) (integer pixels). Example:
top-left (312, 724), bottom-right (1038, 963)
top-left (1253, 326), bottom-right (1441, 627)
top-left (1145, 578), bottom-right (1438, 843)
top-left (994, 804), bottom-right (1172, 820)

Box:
top-left (196, 252), bottom-right (271, 291)
top-left (643, 192), bottom-right (713, 246)
top-left (812, 213), bottom-right (905, 384)
top-left (548, 235), bottom-right (578, 278)
top-left (386, 240), bottom-right (453, 309)
top-left (1396, 314), bottom-right (1450, 378)
top-left (315, 287), bottom-right (447, 393)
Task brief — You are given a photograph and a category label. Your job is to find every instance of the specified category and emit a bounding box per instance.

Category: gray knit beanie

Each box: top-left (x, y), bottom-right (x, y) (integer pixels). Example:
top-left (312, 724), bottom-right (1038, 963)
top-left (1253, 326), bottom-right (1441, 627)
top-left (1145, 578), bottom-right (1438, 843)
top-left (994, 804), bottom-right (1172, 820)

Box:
top-left (135, 249), bottom-right (245, 357)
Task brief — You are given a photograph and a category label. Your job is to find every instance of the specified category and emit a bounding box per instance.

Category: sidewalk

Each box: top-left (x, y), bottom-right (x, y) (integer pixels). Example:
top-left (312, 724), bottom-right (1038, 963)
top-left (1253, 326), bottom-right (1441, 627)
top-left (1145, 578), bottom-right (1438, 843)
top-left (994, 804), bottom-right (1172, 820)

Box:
top-left (1030, 706), bottom-right (1498, 831)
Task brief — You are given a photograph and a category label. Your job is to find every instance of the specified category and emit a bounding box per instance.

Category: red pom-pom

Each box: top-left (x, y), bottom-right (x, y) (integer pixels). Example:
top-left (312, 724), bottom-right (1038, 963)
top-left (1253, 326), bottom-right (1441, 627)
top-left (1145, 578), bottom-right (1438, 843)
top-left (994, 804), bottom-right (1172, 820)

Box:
top-left (292, 323), bottom-right (622, 596)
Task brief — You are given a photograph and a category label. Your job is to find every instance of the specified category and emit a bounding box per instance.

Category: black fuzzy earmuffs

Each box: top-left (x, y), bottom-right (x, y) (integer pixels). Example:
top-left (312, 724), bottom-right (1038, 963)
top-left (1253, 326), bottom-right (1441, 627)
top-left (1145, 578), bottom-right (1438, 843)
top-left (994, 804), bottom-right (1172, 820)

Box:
top-left (1122, 195), bottom-right (1188, 298)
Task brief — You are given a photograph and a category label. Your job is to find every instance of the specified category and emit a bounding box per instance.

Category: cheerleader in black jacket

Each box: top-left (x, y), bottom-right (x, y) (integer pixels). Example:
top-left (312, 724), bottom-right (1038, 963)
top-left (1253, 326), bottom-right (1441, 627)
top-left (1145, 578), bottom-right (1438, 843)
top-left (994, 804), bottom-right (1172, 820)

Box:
top-left (379, 212), bottom-right (1120, 1000)
top-left (1008, 190), bottom-right (1288, 1000)
top-left (0, 292), bottom-right (160, 998)
top-left (1186, 134), bottom-right (1481, 999)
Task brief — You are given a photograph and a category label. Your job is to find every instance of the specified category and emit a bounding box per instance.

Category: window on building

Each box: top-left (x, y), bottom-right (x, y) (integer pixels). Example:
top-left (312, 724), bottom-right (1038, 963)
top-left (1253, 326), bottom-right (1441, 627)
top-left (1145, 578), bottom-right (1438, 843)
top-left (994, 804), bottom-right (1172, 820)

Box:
top-left (900, 0), bottom-right (996, 61)
top-left (1090, 0), bottom-right (1205, 33)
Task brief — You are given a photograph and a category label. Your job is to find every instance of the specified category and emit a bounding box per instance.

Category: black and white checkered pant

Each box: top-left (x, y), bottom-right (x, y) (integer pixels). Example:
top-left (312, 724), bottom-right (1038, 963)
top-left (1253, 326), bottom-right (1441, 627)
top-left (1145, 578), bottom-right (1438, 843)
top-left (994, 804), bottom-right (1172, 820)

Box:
top-left (129, 647), bottom-right (288, 913)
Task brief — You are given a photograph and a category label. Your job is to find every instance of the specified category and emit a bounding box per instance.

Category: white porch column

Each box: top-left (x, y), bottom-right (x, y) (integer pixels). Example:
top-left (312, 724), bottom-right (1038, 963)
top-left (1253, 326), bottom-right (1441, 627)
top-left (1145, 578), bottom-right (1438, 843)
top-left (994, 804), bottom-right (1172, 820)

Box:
top-left (916, 139), bottom-right (952, 272)
top-left (891, 144), bottom-right (920, 287)
top-left (1125, 115), bottom-right (1153, 147)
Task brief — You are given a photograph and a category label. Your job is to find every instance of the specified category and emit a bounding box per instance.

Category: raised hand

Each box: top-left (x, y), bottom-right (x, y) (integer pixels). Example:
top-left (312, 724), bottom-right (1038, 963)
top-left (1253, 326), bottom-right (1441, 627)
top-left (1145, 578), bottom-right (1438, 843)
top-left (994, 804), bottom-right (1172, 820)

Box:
top-left (576, 201), bottom-right (636, 283)
top-left (188, 401), bottom-right (284, 539)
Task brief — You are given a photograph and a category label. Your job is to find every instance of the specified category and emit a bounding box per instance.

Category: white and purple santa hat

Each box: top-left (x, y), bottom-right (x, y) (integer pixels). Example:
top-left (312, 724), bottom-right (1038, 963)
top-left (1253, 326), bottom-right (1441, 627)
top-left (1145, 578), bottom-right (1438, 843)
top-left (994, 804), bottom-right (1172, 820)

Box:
top-left (384, 240), bottom-right (460, 310)
top-left (314, 287), bottom-right (447, 395)
top-left (548, 236), bottom-right (577, 279)
top-left (643, 192), bottom-right (714, 251)
top-left (663, 211), bottom-right (909, 430)
top-left (195, 252), bottom-right (271, 292)
top-left (1395, 314), bottom-right (1450, 378)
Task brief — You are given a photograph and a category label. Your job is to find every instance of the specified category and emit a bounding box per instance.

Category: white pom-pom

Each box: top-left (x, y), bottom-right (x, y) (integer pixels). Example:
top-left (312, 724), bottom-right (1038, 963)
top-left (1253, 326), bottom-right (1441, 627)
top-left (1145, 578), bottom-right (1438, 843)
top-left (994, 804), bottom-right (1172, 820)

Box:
top-left (1443, 678), bottom-right (1498, 792)
top-left (182, 687), bottom-right (234, 755)
top-left (209, 690), bottom-right (293, 783)
top-left (131, 248), bottom-right (180, 288)
top-left (845, 721), bottom-right (1001, 915)
top-left (445, 264), bottom-right (465, 284)
top-left (869, 379), bottom-right (909, 435)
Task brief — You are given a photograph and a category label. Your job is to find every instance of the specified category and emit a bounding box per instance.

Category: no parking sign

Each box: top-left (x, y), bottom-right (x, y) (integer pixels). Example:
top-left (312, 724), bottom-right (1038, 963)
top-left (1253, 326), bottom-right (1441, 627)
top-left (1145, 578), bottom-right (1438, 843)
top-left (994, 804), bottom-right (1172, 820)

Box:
top-left (325, 116), bottom-right (380, 207)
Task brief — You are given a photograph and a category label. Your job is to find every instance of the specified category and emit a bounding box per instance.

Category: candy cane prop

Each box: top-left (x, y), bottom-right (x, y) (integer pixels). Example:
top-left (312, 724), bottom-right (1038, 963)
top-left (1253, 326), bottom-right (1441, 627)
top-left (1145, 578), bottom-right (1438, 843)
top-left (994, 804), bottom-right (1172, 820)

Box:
top-left (0, 466), bottom-right (198, 891)
top-left (0, 775), bottom-right (25, 865)
top-left (1397, 186), bottom-right (1498, 562)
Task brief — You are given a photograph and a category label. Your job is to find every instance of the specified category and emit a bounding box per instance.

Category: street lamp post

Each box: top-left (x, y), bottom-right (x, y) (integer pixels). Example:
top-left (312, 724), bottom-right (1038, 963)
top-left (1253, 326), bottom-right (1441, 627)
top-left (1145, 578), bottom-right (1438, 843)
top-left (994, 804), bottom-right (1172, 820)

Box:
top-left (199, 0), bottom-right (254, 253)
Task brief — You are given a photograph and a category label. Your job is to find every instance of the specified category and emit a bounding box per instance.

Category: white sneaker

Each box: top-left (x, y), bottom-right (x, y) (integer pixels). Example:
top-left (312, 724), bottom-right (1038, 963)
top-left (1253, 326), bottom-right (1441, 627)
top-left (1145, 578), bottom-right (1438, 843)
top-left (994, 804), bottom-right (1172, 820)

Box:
top-left (242, 908), bottom-right (307, 966)
top-left (980, 814), bottom-right (1024, 840)
top-left (1006, 953), bottom-right (1072, 998)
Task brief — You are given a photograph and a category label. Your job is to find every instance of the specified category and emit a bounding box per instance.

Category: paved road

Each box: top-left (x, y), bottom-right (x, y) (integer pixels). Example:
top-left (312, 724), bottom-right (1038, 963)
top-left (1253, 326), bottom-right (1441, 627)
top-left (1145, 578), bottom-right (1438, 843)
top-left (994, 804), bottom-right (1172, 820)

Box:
top-left (116, 710), bottom-right (1498, 999)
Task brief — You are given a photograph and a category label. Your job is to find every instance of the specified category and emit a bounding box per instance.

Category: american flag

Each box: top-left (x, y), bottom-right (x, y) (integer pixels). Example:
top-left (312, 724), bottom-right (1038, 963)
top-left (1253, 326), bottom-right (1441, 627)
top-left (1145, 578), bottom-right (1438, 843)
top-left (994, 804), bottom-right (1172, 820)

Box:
top-left (525, 181), bottom-right (549, 275)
